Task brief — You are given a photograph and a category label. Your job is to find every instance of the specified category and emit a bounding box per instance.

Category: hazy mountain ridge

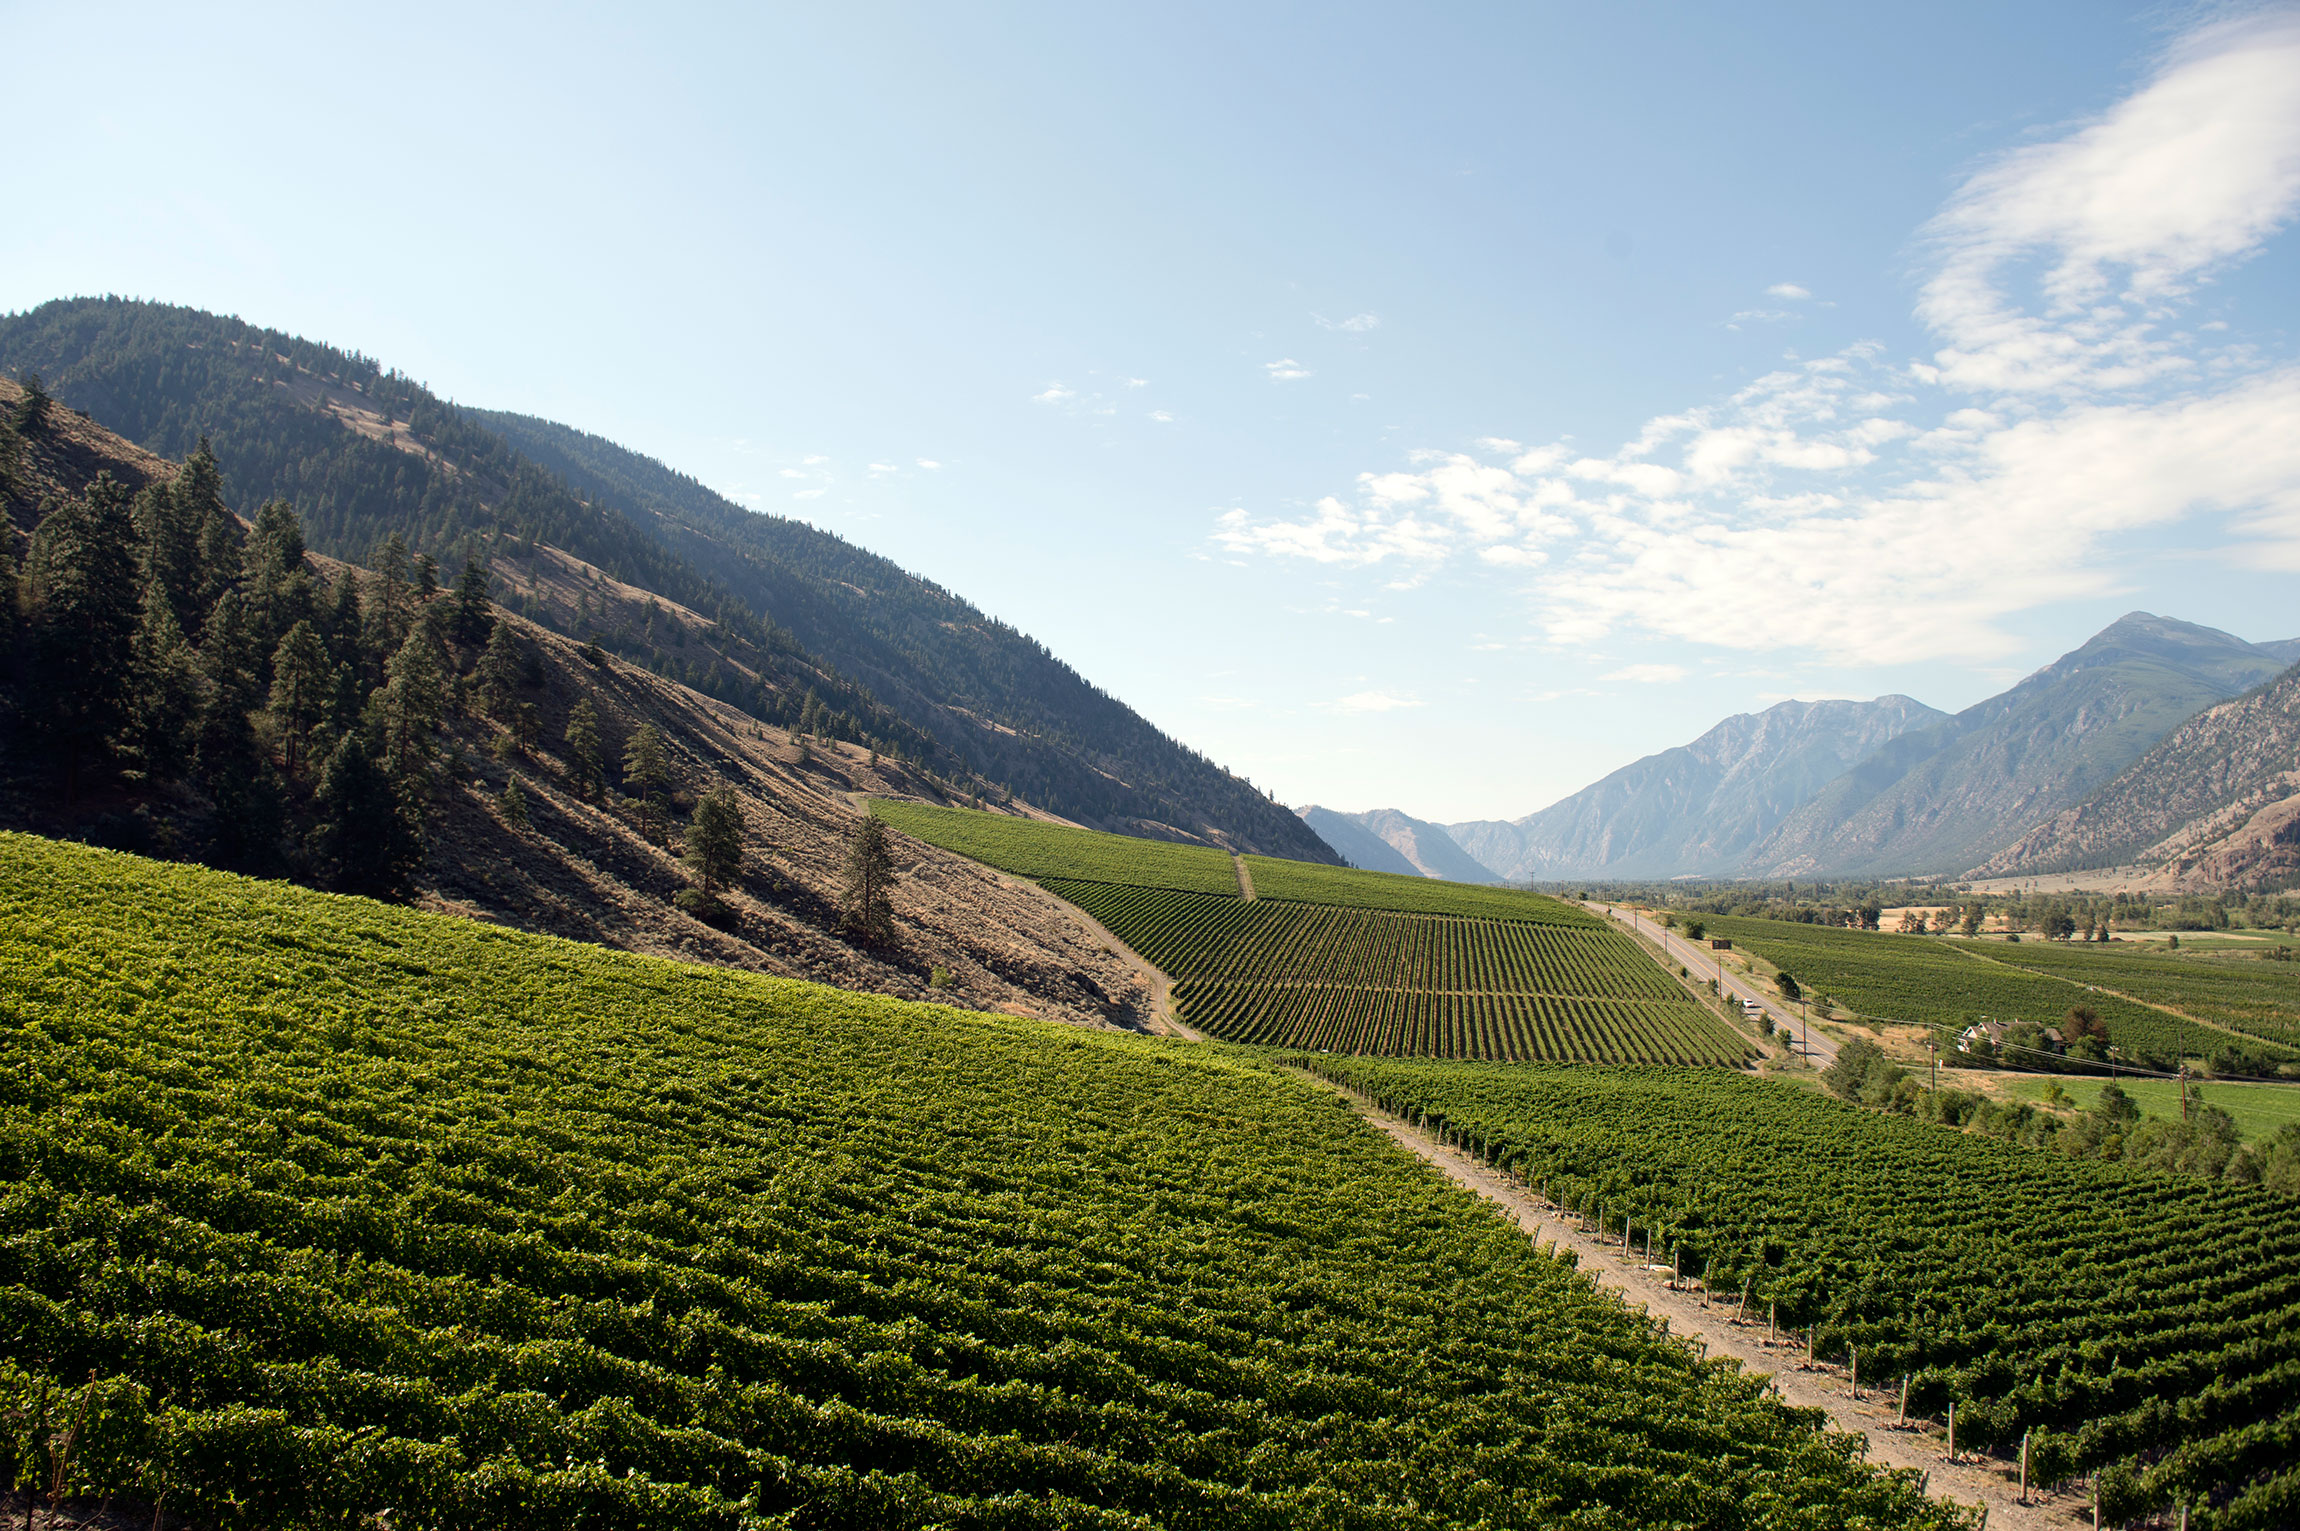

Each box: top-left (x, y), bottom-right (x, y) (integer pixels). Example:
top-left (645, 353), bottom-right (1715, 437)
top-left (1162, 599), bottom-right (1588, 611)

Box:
top-left (471, 410), bottom-right (1333, 861)
top-left (1296, 805), bottom-right (1499, 881)
top-left (1976, 659), bottom-right (2300, 889)
top-left (1747, 613), bottom-right (2294, 878)
top-left (1446, 695), bottom-right (1948, 880)
top-left (1295, 806), bottom-right (1425, 876)
top-left (0, 297), bottom-right (1337, 861)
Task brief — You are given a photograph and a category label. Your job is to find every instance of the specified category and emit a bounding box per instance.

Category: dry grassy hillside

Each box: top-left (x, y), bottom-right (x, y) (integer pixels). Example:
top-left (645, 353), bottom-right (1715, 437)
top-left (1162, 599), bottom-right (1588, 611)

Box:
top-left (428, 588), bottom-right (1156, 1028)
top-left (0, 378), bottom-right (1155, 1030)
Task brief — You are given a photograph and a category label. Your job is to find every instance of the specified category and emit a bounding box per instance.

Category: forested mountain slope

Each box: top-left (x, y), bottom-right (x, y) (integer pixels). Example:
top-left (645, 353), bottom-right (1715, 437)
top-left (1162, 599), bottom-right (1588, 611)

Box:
top-left (1448, 696), bottom-right (1946, 880)
top-left (0, 381), bottom-right (1150, 1025)
top-left (477, 409), bottom-right (1330, 858)
top-left (1978, 660), bottom-right (2300, 890)
top-left (1747, 614), bottom-right (2295, 878)
top-left (0, 296), bottom-right (1332, 858)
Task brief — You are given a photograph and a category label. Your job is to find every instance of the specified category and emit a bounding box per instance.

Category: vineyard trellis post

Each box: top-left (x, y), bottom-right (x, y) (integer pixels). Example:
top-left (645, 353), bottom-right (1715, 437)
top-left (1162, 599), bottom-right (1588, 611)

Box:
top-left (1947, 1401), bottom-right (1956, 1462)
top-left (2019, 1430), bottom-right (2029, 1503)
top-left (1898, 1375), bottom-right (1909, 1425)
top-left (1848, 1344), bottom-right (1857, 1397)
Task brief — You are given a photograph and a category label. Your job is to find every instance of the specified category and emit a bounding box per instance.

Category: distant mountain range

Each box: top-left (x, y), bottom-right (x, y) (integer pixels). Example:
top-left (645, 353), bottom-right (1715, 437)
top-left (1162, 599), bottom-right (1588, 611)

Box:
top-left (1744, 613), bottom-right (2292, 878)
top-left (1314, 612), bottom-right (2299, 887)
top-left (1445, 695), bottom-right (1947, 881)
top-left (1977, 658), bottom-right (2300, 890)
top-left (0, 297), bottom-right (1333, 861)
top-left (1298, 806), bottom-right (1500, 882)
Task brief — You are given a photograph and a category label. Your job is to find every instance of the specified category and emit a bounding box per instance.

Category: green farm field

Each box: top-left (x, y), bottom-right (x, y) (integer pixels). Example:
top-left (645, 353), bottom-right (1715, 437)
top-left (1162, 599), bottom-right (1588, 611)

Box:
top-left (0, 834), bottom-right (1953, 1530)
top-left (1299, 1056), bottom-right (2300, 1525)
top-left (870, 799), bottom-right (1242, 894)
top-left (1242, 855), bottom-right (1598, 923)
top-left (1977, 938), bottom-right (2300, 1050)
top-left (1046, 880), bottom-right (1749, 1063)
top-left (879, 804), bottom-right (1739, 1064)
top-left (1994, 1073), bottom-right (2300, 1142)
top-left (1701, 914), bottom-right (2297, 1069)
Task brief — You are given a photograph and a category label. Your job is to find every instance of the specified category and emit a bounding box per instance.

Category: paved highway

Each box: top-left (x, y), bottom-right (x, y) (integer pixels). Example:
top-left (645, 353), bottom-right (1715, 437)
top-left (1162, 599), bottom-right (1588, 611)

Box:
top-left (1582, 902), bottom-right (1841, 1067)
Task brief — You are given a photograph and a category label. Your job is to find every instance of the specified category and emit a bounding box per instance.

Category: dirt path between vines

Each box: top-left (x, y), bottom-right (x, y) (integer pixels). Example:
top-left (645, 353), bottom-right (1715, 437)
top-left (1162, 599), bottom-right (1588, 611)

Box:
top-left (1233, 854), bottom-right (1257, 901)
top-left (1311, 1076), bottom-right (2094, 1531)
top-left (1009, 874), bottom-right (1200, 1039)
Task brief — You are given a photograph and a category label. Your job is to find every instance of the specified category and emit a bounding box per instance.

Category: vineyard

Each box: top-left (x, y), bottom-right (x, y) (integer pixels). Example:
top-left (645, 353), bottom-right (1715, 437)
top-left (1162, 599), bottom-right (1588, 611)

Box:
top-left (1241, 856), bottom-right (1599, 923)
top-left (1976, 940), bottom-right (2300, 1051)
top-left (869, 799), bottom-right (1242, 894)
top-left (1701, 915), bottom-right (2295, 1069)
top-left (869, 805), bottom-right (1742, 1064)
top-left (0, 834), bottom-right (1959, 1529)
top-left (1299, 1057), bottom-right (2300, 1527)
top-left (1047, 880), bottom-right (1747, 1063)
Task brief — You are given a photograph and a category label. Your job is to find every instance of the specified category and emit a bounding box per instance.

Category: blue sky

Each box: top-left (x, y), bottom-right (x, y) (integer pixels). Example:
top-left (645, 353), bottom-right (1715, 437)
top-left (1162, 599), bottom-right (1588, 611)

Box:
top-left (7, 3), bottom-right (2298, 822)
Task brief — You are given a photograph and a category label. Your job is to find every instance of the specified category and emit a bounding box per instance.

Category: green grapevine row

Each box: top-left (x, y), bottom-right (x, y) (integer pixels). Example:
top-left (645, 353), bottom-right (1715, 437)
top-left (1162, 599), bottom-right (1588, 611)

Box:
top-left (1181, 983), bottom-right (1749, 1063)
top-left (1242, 856), bottom-right (1600, 924)
top-left (870, 799), bottom-right (1241, 894)
top-left (1703, 915), bottom-right (2293, 1067)
top-left (1044, 881), bottom-right (1750, 1064)
top-left (0, 835), bottom-right (1961, 1530)
top-left (1298, 1056), bottom-right (2300, 1528)
top-left (1974, 940), bottom-right (2300, 1050)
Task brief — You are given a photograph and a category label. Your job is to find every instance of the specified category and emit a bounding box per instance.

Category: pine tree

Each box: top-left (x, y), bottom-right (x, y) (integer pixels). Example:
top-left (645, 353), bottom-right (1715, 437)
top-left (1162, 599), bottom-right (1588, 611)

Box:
top-left (363, 533), bottom-right (414, 663)
top-left (323, 566), bottom-right (365, 666)
top-left (311, 733), bottom-right (420, 896)
top-left (196, 589), bottom-right (280, 867)
top-left (13, 371), bottom-right (50, 433)
top-left (477, 620), bottom-right (522, 720)
top-left (132, 590), bottom-right (208, 781)
top-left (132, 480), bottom-right (203, 638)
top-left (623, 722), bottom-right (669, 842)
top-left (375, 624), bottom-right (448, 793)
top-left (499, 775), bottom-right (530, 830)
top-left (684, 784), bottom-right (745, 901)
top-left (563, 699), bottom-right (606, 801)
top-left (267, 620), bottom-right (332, 779)
top-left (450, 555), bottom-right (494, 648)
top-left (841, 814), bottom-right (898, 940)
top-left (23, 475), bottom-right (142, 798)
top-left (247, 500), bottom-right (312, 645)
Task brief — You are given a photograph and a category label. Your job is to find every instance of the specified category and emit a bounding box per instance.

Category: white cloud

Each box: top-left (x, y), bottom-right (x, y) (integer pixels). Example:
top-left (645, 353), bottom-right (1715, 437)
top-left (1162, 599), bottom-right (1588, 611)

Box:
top-left (1600, 663), bottom-right (1688, 685)
top-left (1209, 10), bottom-right (2300, 666)
top-left (1918, 9), bottom-right (2300, 393)
top-left (802, 455), bottom-right (829, 466)
top-left (1316, 312), bottom-right (1381, 332)
top-left (793, 488), bottom-right (827, 501)
top-left (868, 462), bottom-right (899, 474)
top-left (1266, 358), bottom-right (1313, 381)
top-left (1124, 377), bottom-right (1149, 388)
top-left (1766, 283), bottom-right (1813, 300)
top-left (1149, 410), bottom-right (1174, 423)
top-left (1033, 382), bottom-right (1075, 404)
top-left (778, 468), bottom-right (806, 479)
top-left (916, 458), bottom-right (941, 469)
top-left (1327, 690), bottom-right (1422, 713)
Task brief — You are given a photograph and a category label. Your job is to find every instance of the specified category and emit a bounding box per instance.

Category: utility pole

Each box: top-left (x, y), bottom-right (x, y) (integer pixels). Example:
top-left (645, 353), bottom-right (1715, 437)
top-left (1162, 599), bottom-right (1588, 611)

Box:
top-left (2181, 1061), bottom-right (2190, 1125)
